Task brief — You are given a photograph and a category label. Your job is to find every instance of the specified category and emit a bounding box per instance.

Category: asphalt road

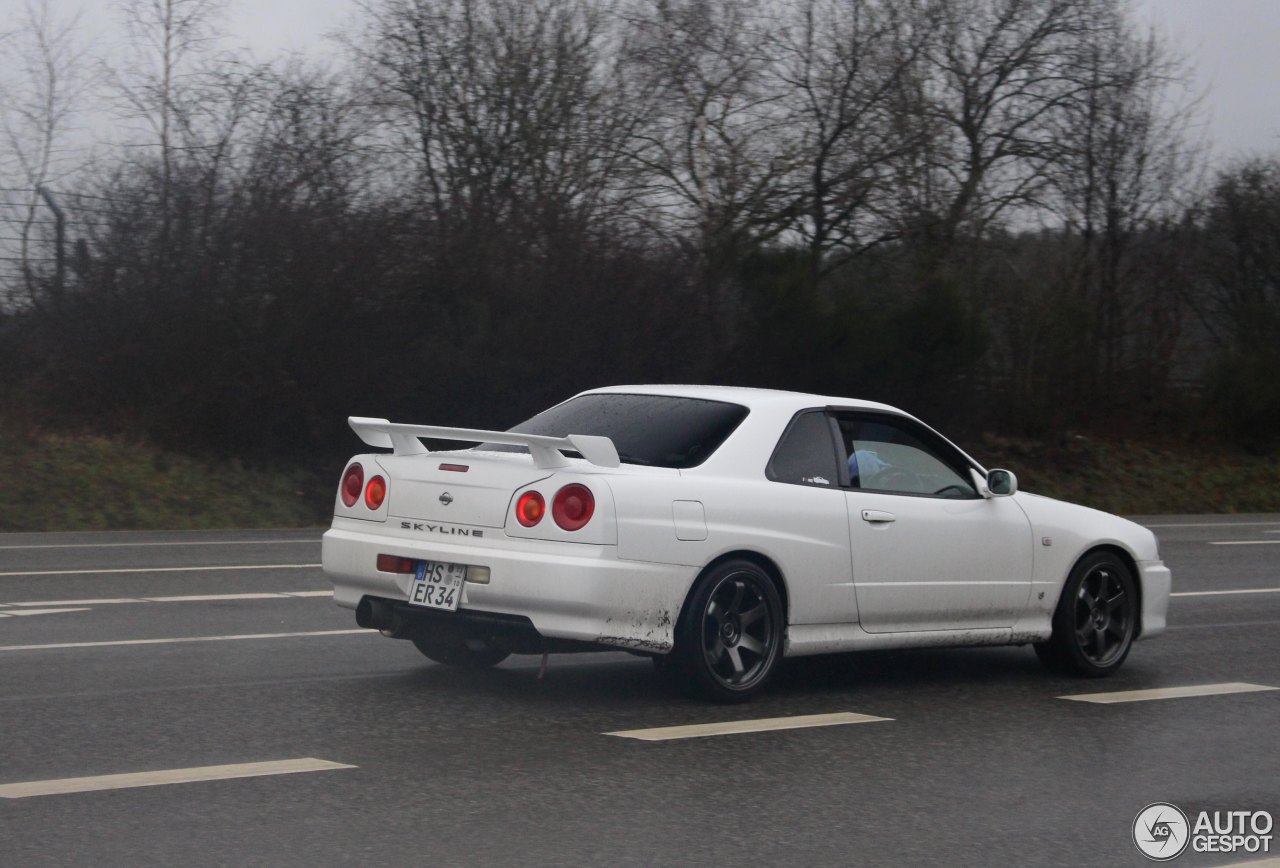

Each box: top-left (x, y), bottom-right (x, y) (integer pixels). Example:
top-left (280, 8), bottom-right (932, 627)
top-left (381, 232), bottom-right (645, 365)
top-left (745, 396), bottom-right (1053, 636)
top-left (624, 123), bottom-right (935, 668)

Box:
top-left (1, 518), bottom-right (1277, 867)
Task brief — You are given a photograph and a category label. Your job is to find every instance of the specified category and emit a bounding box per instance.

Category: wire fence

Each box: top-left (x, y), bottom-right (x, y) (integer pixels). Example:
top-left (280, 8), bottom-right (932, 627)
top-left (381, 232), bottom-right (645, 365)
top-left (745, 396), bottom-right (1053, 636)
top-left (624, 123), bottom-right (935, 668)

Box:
top-left (0, 187), bottom-right (114, 310)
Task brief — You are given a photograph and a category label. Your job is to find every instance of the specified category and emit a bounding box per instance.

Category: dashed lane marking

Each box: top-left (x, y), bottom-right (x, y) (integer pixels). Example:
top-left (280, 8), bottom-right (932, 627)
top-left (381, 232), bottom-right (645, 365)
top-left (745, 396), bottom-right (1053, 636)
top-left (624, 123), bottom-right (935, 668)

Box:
top-left (1059, 682), bottom-right (1278, 704)
top-left (0, 539), bottom-right (321, 551)
top-left (0, 758), bottom-right (355, 799)
top-left (0, 629), bottom-right (372, 652)
top-left (0, 590), bottom-right (334, 609)
top-left (605, 712), bottom-right (892, 741)
top-left (140, 592), bottom-right (324, 603)
top-left (1170, 620), bottom-right (1280, 631)
top-left (0, 608), bottom-right (91, 618)
top-left (1208, 540), bottom-right (1280, 546)
top-left (1172, 587), bottom-right (1280, 597)
top-left (0, 564), bottom-right (322, 577)
top-left (1142, 521), bottom-right (1280, 528)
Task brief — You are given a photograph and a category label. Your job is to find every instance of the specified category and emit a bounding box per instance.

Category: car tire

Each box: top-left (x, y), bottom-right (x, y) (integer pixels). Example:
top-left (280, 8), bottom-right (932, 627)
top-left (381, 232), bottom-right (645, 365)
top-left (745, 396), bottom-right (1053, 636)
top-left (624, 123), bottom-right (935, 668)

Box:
top-left (412, 637), bottom-right (510, 669)
top-left (1035, 551), bottom-right (1137, 677)
top-left (667, 559), bottom-right (784, 703)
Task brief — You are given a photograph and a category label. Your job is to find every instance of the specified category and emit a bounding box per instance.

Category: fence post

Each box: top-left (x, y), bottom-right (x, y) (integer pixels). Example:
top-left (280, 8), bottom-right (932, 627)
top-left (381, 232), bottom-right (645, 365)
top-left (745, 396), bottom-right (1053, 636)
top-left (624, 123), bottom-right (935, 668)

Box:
top-left (36, 186), bottom-right (66, 295)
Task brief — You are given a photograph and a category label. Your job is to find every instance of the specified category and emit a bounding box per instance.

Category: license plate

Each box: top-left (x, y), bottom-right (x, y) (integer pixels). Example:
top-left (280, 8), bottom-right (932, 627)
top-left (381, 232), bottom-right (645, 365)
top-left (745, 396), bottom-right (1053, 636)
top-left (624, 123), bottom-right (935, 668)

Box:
top-left (408, 561), bottom-right (467, 611)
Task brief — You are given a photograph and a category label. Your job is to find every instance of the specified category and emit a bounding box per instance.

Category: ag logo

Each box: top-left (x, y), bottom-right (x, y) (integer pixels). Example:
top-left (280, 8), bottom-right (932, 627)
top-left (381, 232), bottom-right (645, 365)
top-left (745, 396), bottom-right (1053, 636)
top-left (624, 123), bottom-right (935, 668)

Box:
top-left (1134, 803), bottom-right (1191, 861)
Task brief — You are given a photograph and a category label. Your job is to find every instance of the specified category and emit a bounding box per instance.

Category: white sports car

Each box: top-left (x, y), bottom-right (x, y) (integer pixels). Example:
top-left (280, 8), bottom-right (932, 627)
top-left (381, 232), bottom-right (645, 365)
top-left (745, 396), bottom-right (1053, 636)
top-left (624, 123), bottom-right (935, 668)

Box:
top-left (322, 385), bottom-right (1170, 701)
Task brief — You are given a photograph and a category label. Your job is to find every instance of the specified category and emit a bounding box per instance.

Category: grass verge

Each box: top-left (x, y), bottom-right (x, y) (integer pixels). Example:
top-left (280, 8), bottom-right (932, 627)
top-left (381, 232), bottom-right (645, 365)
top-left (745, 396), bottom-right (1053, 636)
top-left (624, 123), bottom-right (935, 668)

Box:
top-left (0, 426), bottom-right (330, 532)
top-left (1, 426), bottom-right (1276, 532)
top-left (978, 433), bottom-right (1280, 515)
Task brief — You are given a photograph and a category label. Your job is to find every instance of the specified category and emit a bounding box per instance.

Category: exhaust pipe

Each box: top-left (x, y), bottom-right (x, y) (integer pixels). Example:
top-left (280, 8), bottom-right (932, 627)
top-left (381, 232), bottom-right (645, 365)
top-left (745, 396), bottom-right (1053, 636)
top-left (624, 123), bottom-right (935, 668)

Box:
top-left (355, 597), bottom-right (397, 633)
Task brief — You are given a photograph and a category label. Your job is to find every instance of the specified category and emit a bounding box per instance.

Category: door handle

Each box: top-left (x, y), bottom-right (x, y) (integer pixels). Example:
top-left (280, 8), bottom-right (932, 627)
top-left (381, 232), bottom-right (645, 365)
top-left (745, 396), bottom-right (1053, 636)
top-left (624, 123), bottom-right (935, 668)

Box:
top-left (861, 509), bottom-right (896, 523)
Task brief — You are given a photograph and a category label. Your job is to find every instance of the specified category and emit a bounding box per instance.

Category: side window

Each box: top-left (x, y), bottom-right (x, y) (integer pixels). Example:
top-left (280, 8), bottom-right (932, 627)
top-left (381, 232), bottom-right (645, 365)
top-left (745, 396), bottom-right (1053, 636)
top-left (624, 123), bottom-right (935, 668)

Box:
top-left (767, 411), bottom-right (840, 488)
top-left (837, 415), bottom-right (977, 499)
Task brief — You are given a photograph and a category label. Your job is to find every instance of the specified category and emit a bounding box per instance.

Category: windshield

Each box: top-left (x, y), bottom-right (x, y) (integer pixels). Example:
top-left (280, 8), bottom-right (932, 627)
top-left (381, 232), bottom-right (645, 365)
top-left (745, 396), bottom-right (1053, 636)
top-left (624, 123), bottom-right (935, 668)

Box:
top-left (480, 393), bottom-right (749, 469)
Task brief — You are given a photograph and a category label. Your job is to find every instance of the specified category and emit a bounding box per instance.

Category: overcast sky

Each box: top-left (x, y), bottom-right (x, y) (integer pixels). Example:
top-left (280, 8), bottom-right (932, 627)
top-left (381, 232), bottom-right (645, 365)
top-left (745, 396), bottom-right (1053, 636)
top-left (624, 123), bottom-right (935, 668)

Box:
top-left (4, 0), bottom-right (1279, 163)
top-left (210, 0), bottom-right (1280, 163)
top-left (1132, 0), bottom-right (1280, 160)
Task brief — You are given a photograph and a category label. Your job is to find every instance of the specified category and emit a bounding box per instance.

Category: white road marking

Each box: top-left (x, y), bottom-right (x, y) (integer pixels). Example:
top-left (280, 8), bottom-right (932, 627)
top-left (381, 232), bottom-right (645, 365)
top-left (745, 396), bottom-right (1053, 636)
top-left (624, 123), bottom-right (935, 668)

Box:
top-left (0, 564), bottom-right (322, 577)
top-left (854, 581), bottom-right (1026, 586)
top-left (7, 598), bottom-right (138, 606)
top-left (1172, 588), bottom-right (1280, 597)
top-left (2, 591), bottom-right (332, 611)
top-left (0, 539), bottom-right (320, 551)
top-left (605, 712), bottom-right (892, 741)
top-left (1, 590), bottom-right (334, 608)
top-left (1142, 521), bottom-right (1280, 528)
top-left (0, 608), bottom-right (91, 618)
top-left (0, 758), bottom-right (354, 799)
top-left (1209, 540), bottom-right (1280, 546)
top-left (0, 629), bottom-right (371, 653)
top-left (1169, 620), bottom-right (1280, 631)
top-left (143, 592), bottom-right (301, 603)
top-left (1060, 682), bottom-right (1277, 704)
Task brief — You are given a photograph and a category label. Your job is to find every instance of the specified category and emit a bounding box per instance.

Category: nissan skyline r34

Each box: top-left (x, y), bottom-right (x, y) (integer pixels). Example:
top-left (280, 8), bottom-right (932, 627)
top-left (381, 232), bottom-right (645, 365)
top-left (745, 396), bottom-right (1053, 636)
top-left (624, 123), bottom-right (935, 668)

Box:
top-left (321, 385), bottom-right (1170, 701)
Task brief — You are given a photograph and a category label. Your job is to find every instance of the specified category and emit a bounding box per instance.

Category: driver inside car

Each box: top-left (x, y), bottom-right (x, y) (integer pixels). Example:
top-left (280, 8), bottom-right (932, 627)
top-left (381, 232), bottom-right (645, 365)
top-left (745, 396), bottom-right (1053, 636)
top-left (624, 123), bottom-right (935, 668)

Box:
top-left (848, 448), bottom-right (891, 487)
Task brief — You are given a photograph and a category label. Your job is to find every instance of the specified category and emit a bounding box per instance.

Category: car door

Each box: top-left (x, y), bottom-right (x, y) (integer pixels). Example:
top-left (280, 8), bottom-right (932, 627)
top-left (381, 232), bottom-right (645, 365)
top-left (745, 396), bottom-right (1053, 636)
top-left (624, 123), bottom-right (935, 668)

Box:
top-left (761, 410), bottom-right (859, 625)
top-left (836, 412), bottom-right (1033, 633)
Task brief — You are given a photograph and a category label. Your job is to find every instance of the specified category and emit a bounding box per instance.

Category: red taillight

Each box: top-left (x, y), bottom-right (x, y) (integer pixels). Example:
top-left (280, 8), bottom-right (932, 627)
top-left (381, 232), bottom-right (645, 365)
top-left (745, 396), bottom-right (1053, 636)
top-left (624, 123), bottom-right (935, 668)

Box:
top-left (552, 484), bottom-right (594, 531)
top-left (516, 490), bottom-right (545, 527)
top-left (340, 463), bottom-right (364, 508)
top-left (365, 475), bottom-right (387, 509)
top-left (376, 554), bottom-right (415, 574)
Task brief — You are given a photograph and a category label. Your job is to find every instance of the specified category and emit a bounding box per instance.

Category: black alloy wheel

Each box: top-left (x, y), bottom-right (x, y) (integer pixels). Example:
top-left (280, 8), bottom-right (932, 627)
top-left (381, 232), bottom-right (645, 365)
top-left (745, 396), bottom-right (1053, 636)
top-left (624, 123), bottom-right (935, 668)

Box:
top-left (669, 559), bottom-right (783, 702)
top-left (1035, 551), bottom-right (1137, 676)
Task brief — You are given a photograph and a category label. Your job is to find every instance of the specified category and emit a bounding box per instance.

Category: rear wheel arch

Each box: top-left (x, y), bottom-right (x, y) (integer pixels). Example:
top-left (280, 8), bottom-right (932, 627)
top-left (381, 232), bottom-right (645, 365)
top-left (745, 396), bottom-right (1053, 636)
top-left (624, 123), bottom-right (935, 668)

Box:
top-left (679, 550), bottom-right (789, 630)
top-left (665, 552), bottom-right (788, 701)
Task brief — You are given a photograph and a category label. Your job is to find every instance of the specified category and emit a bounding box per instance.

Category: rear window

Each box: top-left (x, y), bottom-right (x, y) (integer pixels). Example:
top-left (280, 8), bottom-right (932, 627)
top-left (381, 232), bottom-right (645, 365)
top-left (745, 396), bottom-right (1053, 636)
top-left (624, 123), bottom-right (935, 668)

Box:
top-left (481, 393), bottom-right (749, 468)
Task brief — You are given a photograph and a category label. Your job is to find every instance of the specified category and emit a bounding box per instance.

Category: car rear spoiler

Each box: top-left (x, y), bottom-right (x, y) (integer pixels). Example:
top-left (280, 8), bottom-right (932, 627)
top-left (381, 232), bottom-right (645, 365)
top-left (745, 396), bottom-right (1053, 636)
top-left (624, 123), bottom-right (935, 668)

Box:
top-left (348, 417), bottom-right (621, 469)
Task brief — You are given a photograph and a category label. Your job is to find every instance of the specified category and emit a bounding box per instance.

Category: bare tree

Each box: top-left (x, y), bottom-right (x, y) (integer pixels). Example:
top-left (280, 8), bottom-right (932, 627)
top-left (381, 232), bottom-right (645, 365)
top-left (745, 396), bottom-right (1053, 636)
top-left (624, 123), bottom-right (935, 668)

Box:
top-left (109, 0), bottom-right (226, 241)
top-left (773, 0), bottom-right (936, 280)
top-left (351, 0), bottom-right (628, 243)
top-left (1046, 5), bottom-right (1204, 398)
top-left (1187, 157), bottom-right (1280, 444)
top-left (911, 0), bottom-right (1101, 252)
top-left (0, 0), bottom-right (93, 306)
top-left (1194, 159), bottom-right (1280, 353)
top-left (619, 0), bottom-right (792, 273)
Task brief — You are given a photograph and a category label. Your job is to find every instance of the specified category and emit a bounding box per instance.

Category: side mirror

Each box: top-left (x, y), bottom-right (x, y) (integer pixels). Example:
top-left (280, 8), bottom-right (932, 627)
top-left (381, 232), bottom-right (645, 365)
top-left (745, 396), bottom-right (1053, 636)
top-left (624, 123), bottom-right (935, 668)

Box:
top-left (987, 469), bottom-right (1017, 497)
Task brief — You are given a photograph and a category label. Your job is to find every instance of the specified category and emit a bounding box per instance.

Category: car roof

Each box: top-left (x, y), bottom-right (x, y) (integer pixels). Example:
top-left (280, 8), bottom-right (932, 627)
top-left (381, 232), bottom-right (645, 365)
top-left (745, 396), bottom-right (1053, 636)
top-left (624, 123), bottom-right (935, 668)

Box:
top-left (579, 384), bottom-right (905, 416)
top-left (576, 384), bottom-right (986, 475)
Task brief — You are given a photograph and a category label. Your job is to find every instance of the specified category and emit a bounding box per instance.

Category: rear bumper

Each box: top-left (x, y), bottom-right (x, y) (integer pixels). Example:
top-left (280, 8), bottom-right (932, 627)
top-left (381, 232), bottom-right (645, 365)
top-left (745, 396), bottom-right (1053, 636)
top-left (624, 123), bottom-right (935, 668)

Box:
top-left (322, 519), bottom-right (696, 653)
top-left (1137, 560), bottom-right (1171, 639)
top-left (355, 598), bottom-right (591, 655)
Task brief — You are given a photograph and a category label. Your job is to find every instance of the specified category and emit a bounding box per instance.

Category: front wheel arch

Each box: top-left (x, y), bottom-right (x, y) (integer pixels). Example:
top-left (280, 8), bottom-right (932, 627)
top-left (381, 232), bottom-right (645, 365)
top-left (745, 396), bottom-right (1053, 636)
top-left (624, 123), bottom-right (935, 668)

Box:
top-left (1037, 547), bottom-right (1140, 676)
top-left (1055, 544), bottom-right (1143, 639)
